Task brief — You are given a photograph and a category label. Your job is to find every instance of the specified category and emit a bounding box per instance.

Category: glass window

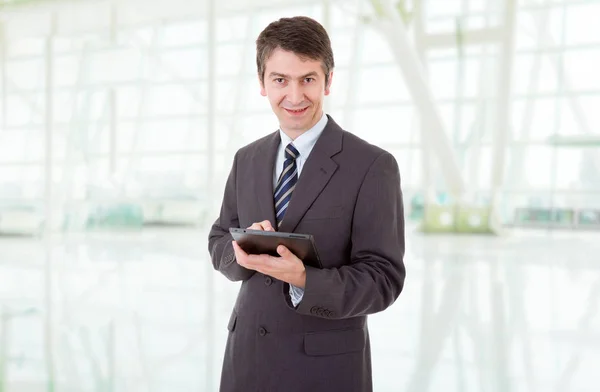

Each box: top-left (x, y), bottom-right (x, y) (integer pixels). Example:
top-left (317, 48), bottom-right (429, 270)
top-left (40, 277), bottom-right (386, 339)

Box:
top-left (357, 66), bottom-right (411, 104)
top-left (354, 106), bottom-right (418, 145)
top-left (565, 3), bottom-right (600, 45)
top-left (161, 21), bottom-right (207, 47)
top-left (563, 48), bottom-right (600, 91)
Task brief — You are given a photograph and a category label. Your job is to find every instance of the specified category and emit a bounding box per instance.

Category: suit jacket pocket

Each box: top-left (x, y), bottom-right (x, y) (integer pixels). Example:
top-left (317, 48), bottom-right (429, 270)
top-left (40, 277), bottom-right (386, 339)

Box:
top-left (304, 204), bottom-right (344, 220)
top-left (304, 327), bottom-right (366, 356)
top-left (227, 311), bottom-right (237, 332)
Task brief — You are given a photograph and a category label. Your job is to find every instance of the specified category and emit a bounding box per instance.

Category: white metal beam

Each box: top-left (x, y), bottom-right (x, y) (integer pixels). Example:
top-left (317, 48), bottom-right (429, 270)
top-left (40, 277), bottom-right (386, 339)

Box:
top-left (0, 21), bottom-right (6, 131)
top-left (109, 88), bottom-right (117, 175)
top-left (205, 0), bottom-right (216, 391)
top-left (506, 1), bottom-right (549, 191)
top-left (412, 0), bottom-right (435, 204)
top-left (368, 0), bottom-right (466, 197)
top-left (224, 12), bottom-right (256, 150)
top-left (342, 0), bottom-right (365, 130)
top-left (464, 0), bottom-right (499, 199)
top-left (520, 0), bottom-right (600, 177)
top-left (0, 307), bottom-right (8, 392)
top-left (490, 0), bottom-right (517, 205)
top-left (119, 24), bottom-right (161, 193)
top-left (60, 40), bottom-right (92, 209)
top-left (43, 12), bottom-right (57, 392)
top-left (109, 2), bottom-right (117, 176)
top-left (0, 0), bottom-right (324, 40)
top-left (3, 79), bottom-right (45, 118)
top-left (419, 27), bottom-right (505, 49)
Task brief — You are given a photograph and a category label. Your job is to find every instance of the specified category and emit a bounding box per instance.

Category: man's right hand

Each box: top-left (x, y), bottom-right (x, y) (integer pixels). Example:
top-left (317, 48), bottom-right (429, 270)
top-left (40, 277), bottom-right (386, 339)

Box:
top-left (247, 220), bottom-right (275, 232)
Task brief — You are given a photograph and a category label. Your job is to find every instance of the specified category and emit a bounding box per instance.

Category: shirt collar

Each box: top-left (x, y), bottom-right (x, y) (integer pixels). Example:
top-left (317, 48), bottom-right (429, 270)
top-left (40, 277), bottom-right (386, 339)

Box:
top-left (278, 112), bottom-right (328, 159)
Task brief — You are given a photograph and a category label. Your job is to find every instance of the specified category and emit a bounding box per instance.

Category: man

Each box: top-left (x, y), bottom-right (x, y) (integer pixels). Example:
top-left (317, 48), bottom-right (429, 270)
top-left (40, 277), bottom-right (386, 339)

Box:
top-left (208, 16), bottom-right (405, 392)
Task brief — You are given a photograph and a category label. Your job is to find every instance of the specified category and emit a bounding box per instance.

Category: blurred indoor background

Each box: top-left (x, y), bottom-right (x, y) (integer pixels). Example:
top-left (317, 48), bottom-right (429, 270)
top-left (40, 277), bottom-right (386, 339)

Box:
top-left (0, 0), bottom-right (599, 391)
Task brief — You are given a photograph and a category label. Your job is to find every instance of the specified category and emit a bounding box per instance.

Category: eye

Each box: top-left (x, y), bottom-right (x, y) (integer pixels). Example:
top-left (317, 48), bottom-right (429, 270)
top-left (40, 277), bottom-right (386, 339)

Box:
top-left (304, 77), bottom-right (315, 83)
top-left (274, 78), bottom-right (285, 84)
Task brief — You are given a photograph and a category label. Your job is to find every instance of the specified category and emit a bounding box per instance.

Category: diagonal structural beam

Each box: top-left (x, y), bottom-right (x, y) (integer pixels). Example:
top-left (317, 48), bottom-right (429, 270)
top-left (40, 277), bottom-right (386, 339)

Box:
top-left (367, 0), bottom-right (466, 197)
top-left (421, 27), bottom-right (505, 49)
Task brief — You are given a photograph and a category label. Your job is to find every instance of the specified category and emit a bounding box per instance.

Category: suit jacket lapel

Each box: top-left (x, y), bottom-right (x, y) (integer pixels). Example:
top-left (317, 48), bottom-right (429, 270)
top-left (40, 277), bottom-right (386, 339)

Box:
top-left (279, 115), bottom-right (343, 233)
top-left (253, 131), bottom-right (280, 227)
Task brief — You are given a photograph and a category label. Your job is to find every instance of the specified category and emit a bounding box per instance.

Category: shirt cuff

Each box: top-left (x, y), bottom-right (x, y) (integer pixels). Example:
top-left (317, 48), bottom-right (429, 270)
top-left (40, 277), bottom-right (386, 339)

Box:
top-left (289, 284), bottom-right (305, 307)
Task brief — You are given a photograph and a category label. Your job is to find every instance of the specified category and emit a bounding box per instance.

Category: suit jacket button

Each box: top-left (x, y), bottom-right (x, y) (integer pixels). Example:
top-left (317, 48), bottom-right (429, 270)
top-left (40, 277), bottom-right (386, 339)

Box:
top-left (310, 306), bottom-right (319, 314)
top-left (265, 277), bottom-right (273, 286)
top-left (258, 327), bottom-right (267, 336)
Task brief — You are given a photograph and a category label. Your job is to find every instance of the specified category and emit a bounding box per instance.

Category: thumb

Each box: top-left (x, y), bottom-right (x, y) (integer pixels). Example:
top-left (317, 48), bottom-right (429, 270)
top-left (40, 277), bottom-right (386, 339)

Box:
top-left (277, 245), bottom-right (288, 256)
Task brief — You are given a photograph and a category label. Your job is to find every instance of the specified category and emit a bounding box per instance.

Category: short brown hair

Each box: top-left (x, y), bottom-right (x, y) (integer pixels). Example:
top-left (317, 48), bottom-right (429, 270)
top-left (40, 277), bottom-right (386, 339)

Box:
top-left (256, 16), bottom-right (335, 87)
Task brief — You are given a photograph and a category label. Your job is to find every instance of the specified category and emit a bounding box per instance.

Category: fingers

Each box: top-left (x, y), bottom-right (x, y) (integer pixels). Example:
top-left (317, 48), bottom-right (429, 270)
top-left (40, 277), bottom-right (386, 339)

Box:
top-left (247, 220), bottom-right (275, 231)
top-left (232, 241), bottom-right (252, 269)
top-left (233, 240), bottom-right (273, 272)
top-left (232, 241), bottom-right (247, 258)
top-left (232, 241), bottom-right (265, 263)
top-left (234, 241), bottom-right (302, 284)
top-left (261, 220), bottom-right (275, 231)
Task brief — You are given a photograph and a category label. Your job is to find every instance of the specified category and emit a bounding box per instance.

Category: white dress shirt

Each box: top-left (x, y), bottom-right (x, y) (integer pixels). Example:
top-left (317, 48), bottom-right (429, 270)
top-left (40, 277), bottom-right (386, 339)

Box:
top-left (274, 111), bottom-right (328, 307)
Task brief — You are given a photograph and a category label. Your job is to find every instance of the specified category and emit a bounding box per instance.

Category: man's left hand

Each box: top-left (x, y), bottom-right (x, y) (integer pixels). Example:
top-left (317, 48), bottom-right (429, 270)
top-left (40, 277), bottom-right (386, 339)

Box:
top-left (232, 241), bottom-right (306, 288)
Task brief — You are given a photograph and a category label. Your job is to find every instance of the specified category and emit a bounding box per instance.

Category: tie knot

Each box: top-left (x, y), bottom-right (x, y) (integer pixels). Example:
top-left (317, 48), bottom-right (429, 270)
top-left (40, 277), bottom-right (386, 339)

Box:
top-left (285, 143), bottom-right (300, 160)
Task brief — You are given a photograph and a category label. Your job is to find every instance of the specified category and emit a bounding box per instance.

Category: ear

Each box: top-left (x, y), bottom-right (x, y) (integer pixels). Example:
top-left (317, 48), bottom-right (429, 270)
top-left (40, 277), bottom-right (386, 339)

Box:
top-left (324, 71), bottom-right (333, 96)
top-left (259, 74), bottom-right (267, 97)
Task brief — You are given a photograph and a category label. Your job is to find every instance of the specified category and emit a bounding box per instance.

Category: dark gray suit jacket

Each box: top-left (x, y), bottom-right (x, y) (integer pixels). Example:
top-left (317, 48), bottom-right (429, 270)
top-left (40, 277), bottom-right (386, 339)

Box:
top-left (208, 115), bottom-right (406, 392)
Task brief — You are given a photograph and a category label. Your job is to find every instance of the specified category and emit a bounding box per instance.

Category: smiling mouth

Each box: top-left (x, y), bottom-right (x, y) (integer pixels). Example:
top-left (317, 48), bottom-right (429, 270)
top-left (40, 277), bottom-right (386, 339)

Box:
top-left (284, 107), bottom-right (308, 115)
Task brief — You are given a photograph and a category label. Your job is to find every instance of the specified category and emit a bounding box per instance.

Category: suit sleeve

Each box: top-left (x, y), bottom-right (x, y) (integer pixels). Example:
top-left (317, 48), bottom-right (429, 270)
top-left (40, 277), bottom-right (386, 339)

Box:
top-left (208, 151), bottom-right (256, 282)
top-left (295, 152), bottom-right (406, 319)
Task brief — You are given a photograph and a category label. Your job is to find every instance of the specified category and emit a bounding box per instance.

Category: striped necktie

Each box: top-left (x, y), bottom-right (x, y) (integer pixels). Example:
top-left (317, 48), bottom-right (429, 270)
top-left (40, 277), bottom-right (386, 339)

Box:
top-left (274, 143), bottom-right (300, 228)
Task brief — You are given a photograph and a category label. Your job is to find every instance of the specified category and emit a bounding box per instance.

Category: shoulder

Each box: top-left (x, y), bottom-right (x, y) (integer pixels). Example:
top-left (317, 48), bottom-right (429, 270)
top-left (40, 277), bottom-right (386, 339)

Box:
top-left (324, 115), bottom-right (394, 168)
top-left (338, 127), bottom-right (397, 172)
top-left (233, 131), bottom-right (279, 162)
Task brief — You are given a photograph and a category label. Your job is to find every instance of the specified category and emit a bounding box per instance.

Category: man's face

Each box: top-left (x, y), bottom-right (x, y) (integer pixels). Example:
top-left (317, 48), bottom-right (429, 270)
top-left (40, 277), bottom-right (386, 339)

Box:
top-left (260, 48), bottom-right (332, 137)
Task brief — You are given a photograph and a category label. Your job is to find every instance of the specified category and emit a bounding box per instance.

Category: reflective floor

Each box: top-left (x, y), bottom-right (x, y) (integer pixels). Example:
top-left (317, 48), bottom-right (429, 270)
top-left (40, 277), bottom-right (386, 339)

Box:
top-left (0, 224), bottom-right (599, 391)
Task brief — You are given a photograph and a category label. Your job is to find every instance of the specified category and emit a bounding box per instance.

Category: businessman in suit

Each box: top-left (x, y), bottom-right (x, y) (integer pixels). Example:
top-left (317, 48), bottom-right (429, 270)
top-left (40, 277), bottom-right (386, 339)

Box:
top-left (208, 16), bottom-right (406, 392)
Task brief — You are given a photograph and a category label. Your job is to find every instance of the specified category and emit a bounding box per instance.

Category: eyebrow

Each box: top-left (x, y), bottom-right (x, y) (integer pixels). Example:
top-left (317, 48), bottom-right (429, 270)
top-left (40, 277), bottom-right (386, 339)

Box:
top-left (269, 72), bottom-right (319, 79)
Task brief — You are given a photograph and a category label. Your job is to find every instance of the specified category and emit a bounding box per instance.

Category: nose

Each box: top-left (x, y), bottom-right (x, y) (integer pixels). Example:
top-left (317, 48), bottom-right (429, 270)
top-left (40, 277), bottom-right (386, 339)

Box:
top-left (288, 82), bottom-right (304, 106)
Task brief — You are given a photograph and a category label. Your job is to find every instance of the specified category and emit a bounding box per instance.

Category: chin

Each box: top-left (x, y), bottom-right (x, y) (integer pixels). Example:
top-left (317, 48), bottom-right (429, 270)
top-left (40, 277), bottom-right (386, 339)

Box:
top-left (289, 119), bottom-right (311, 129)
top-left (280, 123), bottom-right (301, 132)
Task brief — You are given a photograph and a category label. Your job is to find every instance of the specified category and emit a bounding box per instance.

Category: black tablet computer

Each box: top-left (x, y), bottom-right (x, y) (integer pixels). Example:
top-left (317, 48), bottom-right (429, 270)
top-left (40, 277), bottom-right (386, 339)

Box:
top-left (229, 228), bottom-right (322, 269)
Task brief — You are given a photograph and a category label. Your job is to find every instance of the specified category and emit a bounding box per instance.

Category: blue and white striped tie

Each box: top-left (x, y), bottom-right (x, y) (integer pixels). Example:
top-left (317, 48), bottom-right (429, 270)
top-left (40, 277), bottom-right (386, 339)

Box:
top-left (274, 143), bottom-right (300, 228)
